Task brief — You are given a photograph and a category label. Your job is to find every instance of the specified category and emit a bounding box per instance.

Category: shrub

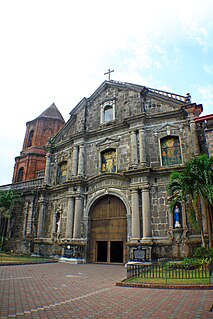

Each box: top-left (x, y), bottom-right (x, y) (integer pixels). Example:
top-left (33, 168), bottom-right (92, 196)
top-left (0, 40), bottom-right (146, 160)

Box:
top-left (193, 247), bottom-right (213, 264)
top-left (166, 258), bottom-right (202, 270)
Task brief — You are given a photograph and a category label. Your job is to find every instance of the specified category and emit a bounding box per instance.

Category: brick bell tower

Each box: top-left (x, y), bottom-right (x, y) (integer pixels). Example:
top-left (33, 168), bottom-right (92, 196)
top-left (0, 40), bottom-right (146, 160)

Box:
top-left (13, 103), bottom-right (65, 183)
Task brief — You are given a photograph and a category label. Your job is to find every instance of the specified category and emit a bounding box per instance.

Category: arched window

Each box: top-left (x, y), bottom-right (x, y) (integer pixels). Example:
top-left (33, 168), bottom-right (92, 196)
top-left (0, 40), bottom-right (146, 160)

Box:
top-left (17, 167), bottom-right (24, 182)
top-left (57, 162), bottom-right (67, 184)
top-left (161, 136), bottom-right (182, 166)
top-left (104, 105), bottom-right (113, 122)
top-left (100, 99), bottom-right (115, 124)
top-left (27, 130), bottom-right (34, 147)
top-left (101, 149), bottom-right (116, 173)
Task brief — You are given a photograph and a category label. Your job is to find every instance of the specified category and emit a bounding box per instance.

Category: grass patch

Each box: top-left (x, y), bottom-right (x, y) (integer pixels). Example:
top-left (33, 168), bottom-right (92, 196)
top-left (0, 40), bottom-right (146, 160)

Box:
top-left (0, 253), bottom-right (55, 264)
top-left (127, 276), bottom-right (211, 285)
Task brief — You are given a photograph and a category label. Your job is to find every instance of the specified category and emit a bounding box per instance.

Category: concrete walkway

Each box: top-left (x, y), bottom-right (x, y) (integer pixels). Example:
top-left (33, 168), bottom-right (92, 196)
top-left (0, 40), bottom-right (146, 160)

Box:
top-left (0, 263), bottom-right (212, 318)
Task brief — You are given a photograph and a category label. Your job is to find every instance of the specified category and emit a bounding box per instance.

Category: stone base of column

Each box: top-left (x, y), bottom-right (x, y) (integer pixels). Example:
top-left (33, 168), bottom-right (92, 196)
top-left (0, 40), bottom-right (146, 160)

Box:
top-left (59, 237), bottom-right (72, 243)
top-left (71, 238), bottom-right (84, 242)
top-left (130, 238), bottom-right (140, 242)
top-left (139, 162), bottom-right (146, 168)
top-left (141, 237), bottom-right (153, 245)
top-left (128, 165), bottom-right (138, 169)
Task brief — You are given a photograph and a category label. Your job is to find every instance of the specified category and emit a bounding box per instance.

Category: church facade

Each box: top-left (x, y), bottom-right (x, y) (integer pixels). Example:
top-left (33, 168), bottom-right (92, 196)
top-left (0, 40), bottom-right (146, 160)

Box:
top-left (2, 80), bottom-right (213, 263)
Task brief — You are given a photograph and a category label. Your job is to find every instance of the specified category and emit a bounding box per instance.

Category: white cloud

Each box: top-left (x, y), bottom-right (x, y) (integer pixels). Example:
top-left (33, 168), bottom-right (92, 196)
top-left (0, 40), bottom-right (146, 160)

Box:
top-left (203, 64), bottom-right (213, 75)
top-left (198, 85), bottom-right (213, 100)
top-left (179, 0), bottom-right (213, 50)
top-left (195, 85), bottom-right (213, 114)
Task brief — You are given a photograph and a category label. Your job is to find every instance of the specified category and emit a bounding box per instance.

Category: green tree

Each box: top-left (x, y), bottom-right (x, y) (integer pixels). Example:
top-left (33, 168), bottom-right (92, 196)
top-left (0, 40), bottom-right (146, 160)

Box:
top-left (0, 190), bottom-right (21, 248)
top-left (167, 154), bottom-right (213, 247)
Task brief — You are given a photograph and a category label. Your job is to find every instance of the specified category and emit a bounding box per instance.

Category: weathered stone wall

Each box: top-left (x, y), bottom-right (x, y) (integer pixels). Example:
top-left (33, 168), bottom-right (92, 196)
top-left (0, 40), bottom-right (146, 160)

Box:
top-left (86, 86), bottom-right (142, 132)
top-left (7, 81), bottom-right (208, 260)
top-left (205, 126), bottom-right (213, 157)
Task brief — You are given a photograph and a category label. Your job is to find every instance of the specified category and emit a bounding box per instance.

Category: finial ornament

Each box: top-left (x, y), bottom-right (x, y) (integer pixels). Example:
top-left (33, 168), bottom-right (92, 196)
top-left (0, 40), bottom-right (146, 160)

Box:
top-left (185, 93), bottom-right (191, 103)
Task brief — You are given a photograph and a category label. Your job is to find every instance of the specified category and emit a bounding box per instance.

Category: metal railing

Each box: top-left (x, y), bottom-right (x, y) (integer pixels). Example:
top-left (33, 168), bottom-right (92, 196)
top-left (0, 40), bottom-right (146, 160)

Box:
top-left (0, 178), bottom-right (44, 192)
top-left (127, 262), bottom-right (213, 284)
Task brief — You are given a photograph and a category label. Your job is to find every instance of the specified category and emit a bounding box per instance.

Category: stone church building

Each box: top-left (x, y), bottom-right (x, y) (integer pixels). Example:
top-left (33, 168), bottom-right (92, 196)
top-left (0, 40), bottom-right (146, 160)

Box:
top-left (1, 80), bottom-right (213, 263)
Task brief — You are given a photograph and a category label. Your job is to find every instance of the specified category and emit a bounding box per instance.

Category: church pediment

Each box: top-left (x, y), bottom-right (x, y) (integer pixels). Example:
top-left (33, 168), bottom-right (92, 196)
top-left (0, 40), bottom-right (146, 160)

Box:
top-left (96, 137), bottom-right (120, 149)
top-left (154, 122), bottom-right (182, 136)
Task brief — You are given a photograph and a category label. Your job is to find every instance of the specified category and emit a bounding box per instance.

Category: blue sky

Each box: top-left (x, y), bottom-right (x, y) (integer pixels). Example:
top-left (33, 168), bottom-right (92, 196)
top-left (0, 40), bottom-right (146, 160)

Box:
top-left (0, 0), bottom-right (213, 185)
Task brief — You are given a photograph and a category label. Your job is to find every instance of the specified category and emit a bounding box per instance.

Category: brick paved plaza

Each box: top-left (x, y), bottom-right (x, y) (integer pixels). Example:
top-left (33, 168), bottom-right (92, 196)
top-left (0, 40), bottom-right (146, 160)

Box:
top-left (0, 262), bottom-right (212, 319)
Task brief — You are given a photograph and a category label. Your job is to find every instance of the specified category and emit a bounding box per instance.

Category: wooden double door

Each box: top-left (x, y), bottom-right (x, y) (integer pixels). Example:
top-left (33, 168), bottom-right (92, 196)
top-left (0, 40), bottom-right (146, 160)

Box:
top-left (89, 195), bottom-right (127, 263)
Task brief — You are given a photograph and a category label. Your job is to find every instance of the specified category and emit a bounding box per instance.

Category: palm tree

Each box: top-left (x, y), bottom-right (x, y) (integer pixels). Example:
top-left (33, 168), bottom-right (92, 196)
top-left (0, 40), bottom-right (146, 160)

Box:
top-left (167, 154), bottom-right (213, 247)
top-left (0, 190), bottom-right (21, 249)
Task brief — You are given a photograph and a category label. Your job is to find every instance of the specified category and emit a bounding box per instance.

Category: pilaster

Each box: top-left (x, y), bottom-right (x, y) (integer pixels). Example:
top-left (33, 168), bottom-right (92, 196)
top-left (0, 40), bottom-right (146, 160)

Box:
top-left (189, 117), bottom-right (200, 156)
top-left (72, 145), bottom-right (79, 176)
top-left (66, 197), bottom-right (75, 238)
top-left (130, 130), bottom-right (138, 167)
top-left (141, 186), bottom-right (152, 240)
top-left (139, 128), bottom-right (146, 166)
top-left (37, 197), bottom-right (46, 238)
top-left (131, 189), bottom-right (140, 240)
top-left (73, 196), bottom-right (83, 239)
top-left (44, 153), bottom-right (51, 184)
top-left (78, 145), bottom-right (85, 176)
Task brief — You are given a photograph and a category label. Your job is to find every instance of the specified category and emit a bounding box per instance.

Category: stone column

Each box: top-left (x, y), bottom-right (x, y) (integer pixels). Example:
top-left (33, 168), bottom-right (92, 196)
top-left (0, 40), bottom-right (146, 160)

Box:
top-left (22, 202), bottom-right (28, 236)
top-left (126, 213), bottom-right (132, 241)
top-left (44, 153), bottom-right (51, 184)
top-left (189, 117), bottom-right (200, 156)
top-left (100, 105), bottom-right (104, 124)
top-left (26, 202), bottom-right (33, 235)
top-left (112, 100), bottom-right (116, 120)
top-left (130, 130), bottom-right (138, 166)
top-left (52, 211), bottom-right (57, 234)
top-left (141, 186), bottom-right (151, 239)
top-left (139, 128), bottom-right (146, 166)
top-left (71, 145), bottom-right (79, 176)
top-left (168, 208), bottom-right (174, 229)
top-left (37, 197), bottom-right (46, 238)
top-left (73, 196), bottom-right (83, 239)
top-left (181, 203), bottom-right (187, 229)
top-left (131, 189), bottom-right (140, 240)
top-left (78, 145), bottom-right (85, 176)
top-left (67, 150), bottom-right (72, 179)
top-left (201, 196), bottom-right (208, 234)
top-left (66, 197), bottom-right (75, 238)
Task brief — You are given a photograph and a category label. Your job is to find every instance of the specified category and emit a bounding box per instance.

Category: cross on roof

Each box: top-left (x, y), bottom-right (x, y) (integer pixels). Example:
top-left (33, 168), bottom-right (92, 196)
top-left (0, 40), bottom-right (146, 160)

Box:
top-left (104, 69), bottom-right (114, 81)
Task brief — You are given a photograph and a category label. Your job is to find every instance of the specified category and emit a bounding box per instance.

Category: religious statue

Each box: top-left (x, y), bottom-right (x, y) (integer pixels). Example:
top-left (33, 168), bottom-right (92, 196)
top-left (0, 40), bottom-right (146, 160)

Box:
top-left (56, 215), bottom-right (60, 233)
top-left (55, 205), bottom-right (62, 235)
top-left (174, 205), bottom-right (181, 228)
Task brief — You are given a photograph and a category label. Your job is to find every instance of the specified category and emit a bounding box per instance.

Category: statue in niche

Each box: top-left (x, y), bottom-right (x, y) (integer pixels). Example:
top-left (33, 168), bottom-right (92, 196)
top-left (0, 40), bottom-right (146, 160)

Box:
top-left (174, 205), bottom-right (181, 228)
top-left (55, 206), bottom-right (62, 235)
top-left (55, 213), bottom-right (60, 233)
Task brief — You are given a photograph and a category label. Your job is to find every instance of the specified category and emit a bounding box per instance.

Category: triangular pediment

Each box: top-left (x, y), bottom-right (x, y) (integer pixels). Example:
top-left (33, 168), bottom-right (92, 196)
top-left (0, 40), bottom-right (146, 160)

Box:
top-left (154, 122), bottom-right (182, 135)
top-left (96, 137), bottom-right (120, 147)
top-left (48, 80), bottom-right (189, 148)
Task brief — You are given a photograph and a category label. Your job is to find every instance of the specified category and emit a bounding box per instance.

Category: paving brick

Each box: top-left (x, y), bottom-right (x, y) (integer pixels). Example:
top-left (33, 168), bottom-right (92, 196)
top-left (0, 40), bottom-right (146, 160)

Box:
top-left (0, 263), bottom-right (212, 318)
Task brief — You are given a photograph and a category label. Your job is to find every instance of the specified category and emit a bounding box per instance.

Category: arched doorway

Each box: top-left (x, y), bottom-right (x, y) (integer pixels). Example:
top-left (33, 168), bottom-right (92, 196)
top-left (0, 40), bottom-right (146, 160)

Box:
top-left (89, 195), bottom-right (127, 263)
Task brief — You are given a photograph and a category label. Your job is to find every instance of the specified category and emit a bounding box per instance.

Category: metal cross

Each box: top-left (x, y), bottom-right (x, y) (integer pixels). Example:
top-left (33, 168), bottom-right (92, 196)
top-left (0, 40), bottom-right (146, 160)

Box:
top-left (104, 69), bottom-right (114, 81)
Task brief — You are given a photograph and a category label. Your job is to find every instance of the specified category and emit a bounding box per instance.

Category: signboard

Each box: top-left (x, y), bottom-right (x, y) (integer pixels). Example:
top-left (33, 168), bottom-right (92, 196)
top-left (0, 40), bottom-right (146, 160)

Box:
top-left (64, 245), bottom-right (73, 258)
top-left (134, 249), bottom-right (146, 261)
